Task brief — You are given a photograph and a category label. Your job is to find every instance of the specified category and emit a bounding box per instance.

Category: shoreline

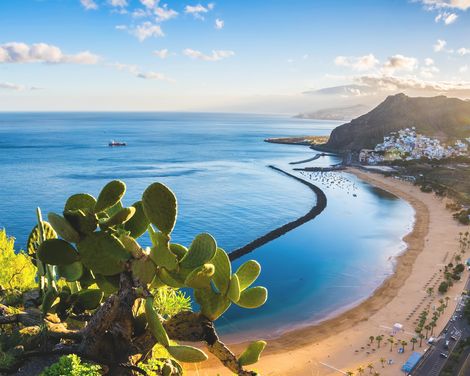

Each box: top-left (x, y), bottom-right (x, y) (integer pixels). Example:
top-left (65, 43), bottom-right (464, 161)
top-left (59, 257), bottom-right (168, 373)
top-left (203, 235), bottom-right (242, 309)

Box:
top-left (194, 167), bottom-right (463, 376)
top-left (245, 167), bottom-right (429, 351)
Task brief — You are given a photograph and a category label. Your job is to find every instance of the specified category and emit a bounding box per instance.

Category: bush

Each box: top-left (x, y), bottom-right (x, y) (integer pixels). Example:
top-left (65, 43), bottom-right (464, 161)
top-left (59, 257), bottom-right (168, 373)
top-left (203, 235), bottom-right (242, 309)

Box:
top-left (40, 354), bottom-right (101, 376)
top-left (439, 281), bottom-right (449, 294)
top-left (0, 229), bottom-right (36, 292)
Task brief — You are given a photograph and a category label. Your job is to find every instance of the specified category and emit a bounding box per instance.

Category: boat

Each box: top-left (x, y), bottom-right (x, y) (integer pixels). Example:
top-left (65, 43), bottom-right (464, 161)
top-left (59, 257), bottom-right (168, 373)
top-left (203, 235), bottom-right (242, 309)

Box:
top-left (108, 140), bottom-right (127, 147)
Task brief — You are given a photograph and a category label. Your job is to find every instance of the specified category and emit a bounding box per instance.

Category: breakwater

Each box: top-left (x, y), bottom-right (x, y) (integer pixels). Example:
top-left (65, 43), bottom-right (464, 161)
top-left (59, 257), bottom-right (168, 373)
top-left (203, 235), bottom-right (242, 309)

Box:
top-left (229, 165), bottom-right (327, 261)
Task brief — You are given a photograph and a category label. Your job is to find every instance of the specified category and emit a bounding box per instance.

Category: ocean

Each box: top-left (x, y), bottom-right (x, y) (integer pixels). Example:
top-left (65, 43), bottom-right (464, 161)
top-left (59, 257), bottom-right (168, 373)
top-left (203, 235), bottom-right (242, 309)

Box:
top-left (0, 112), bottom-right (414, 339)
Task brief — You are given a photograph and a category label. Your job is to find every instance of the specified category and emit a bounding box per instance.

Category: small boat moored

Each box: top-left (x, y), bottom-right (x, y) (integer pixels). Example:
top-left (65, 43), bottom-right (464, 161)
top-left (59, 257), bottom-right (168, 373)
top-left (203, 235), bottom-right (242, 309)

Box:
top-left (109, 140), bottom-right (127, 147)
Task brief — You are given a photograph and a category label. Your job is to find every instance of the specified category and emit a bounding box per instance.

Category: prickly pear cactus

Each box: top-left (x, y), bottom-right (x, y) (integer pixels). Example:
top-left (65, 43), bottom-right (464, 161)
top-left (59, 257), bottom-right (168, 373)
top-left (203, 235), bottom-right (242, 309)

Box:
top-left (25, 180), bottom-right (268, 376)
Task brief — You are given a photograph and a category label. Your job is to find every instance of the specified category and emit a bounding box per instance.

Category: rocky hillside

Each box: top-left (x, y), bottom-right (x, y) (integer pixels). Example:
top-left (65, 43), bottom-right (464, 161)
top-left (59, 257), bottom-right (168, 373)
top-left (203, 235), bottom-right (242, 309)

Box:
top-left (321, 93), bottom-right (470, 152)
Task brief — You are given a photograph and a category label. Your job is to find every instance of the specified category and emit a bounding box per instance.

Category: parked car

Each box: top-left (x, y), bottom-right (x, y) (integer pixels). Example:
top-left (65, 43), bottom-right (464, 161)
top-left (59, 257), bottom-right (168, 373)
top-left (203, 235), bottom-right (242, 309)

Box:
top-left (444, 340), bottom-right (450, 349)
top-left (440, 352), bottom-right (449, 358)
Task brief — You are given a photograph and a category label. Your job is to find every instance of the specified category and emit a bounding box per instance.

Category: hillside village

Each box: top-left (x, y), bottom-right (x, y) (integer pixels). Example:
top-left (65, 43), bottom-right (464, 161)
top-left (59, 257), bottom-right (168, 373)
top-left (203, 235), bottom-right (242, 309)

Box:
top-left (359, 128), bottom-right (470, 165)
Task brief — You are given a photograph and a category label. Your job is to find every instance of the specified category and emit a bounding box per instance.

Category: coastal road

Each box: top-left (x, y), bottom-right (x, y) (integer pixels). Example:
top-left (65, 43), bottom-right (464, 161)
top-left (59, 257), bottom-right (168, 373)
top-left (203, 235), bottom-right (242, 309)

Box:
top-left (411, 278), bottom-right (470, 376)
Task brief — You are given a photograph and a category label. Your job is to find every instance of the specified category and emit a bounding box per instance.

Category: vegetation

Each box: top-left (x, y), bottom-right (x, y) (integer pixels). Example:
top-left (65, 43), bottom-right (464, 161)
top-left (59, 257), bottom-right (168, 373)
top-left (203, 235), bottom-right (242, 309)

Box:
top-left (0, 229), bottom-right (36, 292)
top-left (40, 354), bottom-right (102, 376)
top-left (0, 180), bottom-right (268, 375)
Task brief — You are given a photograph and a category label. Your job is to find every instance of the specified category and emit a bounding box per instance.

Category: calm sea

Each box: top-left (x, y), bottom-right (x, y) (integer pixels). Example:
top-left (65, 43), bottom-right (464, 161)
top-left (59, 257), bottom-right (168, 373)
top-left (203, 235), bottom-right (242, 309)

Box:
top-left (0, 112), bottom-right (413, 338)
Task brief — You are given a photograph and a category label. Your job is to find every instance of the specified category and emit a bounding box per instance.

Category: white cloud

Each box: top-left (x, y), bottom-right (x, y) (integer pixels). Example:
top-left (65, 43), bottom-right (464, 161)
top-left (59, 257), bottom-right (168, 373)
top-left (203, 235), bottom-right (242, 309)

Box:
top-left (421, 65), bottom-right (440, 78)
top-left (131, 22), bottom-right (164, 41)
top-left (435, 11), bottom-right (459, 23)
top-left (155, 4), bottom-right (178, 21)
top-left (115, 24), bottom-right (127, 30)
top-left (184, 3), bottom-right (214, 19)
top-left (111, 61), bottom-right (173, 81)
top-left (80, 0), bottom-right (98, 10)
top-left (460, 65), bottom-right (469, 72)
top-left (137, 71), bottom-right (171, 81)
top-left (434, 39), bottom-right (447, 52)
top-left (424, 57), bottom-right (435, 66)
top-left (0, 42), bottom-right (99, 64)
top-left (109, 0), bottom-right (128, 7)
top-left (382, 54), bottom-right (418, 74)
top-left (154, 48), bottom-right (169, 59)
top-left (183, 48), bottom-right (234, 61)
top-left (215, 18), bottom-right (224, 29)
top-left (140, 0), bottom-right (157, 8)
top-left (0, 82), bottom-right (25, 91)
top-left (307, 74), bottom-right (470, 98)
top-left (457, 47), bottom-right (470, 55)
top-left (334, 54), bottom-right (379, 71)
top-left (418, 0), bottom-right (470, 11)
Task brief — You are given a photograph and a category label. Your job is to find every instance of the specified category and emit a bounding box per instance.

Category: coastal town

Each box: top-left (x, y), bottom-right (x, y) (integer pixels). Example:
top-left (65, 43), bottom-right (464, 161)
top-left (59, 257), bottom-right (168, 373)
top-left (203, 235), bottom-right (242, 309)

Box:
top-left (359, 128), bottom-right (470, 165)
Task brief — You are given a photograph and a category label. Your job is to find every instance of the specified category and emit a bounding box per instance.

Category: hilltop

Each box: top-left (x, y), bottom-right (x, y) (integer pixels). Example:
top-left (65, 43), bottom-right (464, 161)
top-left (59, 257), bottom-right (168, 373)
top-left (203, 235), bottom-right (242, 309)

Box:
top-left (321, 93), bottom-right (470, 153)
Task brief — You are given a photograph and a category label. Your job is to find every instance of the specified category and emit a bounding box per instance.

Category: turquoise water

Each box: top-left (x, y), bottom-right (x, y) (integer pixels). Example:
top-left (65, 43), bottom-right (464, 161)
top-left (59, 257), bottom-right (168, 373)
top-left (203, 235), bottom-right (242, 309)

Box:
top-left (0, 113), bottom-right (413, 338)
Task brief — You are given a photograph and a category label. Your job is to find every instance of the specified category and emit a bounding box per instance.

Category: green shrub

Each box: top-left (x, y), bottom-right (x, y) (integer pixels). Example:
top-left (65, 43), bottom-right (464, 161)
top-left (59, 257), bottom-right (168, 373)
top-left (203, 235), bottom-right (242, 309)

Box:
top-left (40, 354), bottom-right (101, 376)
top-left (439, 281), bottom-right (449, 294)
top-left (0, 229), bottom-right (36, 291)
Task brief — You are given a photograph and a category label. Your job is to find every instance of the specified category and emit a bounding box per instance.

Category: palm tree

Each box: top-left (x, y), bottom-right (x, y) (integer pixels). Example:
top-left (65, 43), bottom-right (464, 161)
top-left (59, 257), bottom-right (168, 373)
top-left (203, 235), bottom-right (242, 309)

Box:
top-left (369, 335), bottom-right (375, 345)
top-left (419, 333), bottom-right (425, 347)
top-left (430, 321), bottom-right (437, 337)
top-left (357, 366), bottom-right (365, 375)
top-left (388, 337), bottom-right (394, 352)
top-left (367, 363), bottom-right (374, 374)
top-left (379, 357), bottom-right (386, 368)
top-left (376, 335), bottom-right (384, 348)
top-left (424, 324), bottom-right (431, 338)
top-left (346, 372), bottom-right (354, 376)
top-left (445, 296), bottom-right (450, 307)
top-left (427, 287), bottom-right (434, 296)
top-left (373, 372), bottom-right (380, 376)
top-left (410, 337), bottom-right (417, 351)
top-left (401, 340), bottom-right (408, 352)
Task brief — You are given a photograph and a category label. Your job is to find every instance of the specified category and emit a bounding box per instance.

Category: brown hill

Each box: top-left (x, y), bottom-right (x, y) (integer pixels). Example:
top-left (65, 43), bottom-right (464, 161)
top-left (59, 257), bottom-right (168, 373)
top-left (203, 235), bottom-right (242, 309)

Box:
top-left (321, 93), bottom-right (470, 152)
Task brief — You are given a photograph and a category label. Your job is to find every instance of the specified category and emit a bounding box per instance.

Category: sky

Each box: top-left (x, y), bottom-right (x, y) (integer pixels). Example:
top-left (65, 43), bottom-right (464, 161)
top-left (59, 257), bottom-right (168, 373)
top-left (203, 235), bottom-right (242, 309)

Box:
top-left (1, 0), bottom-right (470, 113)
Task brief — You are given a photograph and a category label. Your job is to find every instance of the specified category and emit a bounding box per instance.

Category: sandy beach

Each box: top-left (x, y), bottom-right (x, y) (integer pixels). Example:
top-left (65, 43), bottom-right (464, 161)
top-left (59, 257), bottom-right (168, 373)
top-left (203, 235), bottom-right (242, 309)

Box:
top-left (189, 167), bottom-right (468, 376)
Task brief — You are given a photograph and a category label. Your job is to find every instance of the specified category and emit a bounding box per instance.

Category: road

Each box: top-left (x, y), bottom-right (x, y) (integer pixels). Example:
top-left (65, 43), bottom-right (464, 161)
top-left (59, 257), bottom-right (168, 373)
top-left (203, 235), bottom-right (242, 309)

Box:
top-left (411, 278), bottom-right (470, 376)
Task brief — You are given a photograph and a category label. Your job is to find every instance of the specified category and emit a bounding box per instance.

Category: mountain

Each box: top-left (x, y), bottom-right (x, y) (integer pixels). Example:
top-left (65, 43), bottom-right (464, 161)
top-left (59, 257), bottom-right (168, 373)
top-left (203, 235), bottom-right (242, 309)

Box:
top-left (294, 104), bottom-right (369, 121)
top-left (321, 93), bottom-right (470, 153)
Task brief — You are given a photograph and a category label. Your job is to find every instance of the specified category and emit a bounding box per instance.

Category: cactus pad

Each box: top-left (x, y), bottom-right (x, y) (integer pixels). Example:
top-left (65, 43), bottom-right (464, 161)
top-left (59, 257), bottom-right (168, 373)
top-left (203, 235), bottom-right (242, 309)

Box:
top-left (57, 261), bottom-right (83, 282)
top-left (238, 340), bottom-right (267, 366)
top-left (179, 233), bottom-right (216, 270)
top-left (75, 289), bottom-right (104, 310)
top-left (132, 257), bottom-right (157, 285)
top-left (167, 345), bottom-right (208, 363)
top-left (235, 286), bottom-right (267, 309)
top-left (145, 296), bottom-right (170, 347)
top-left (47, 212), bottom-right (80, 243)
top-left (37, 239), bottom-right (79, 266)
top-left (101, 207), bottom-right (136, 228)
top-left (63, 209), bottom-right (97, 235)
top-left (149, 231), bottom-right (178, 271)
top-left (235, 260), bottom-right (261, 291)
top-left (64, 193), bottom-right (97, 212)
top-left (94, 180), bottom-right (126, 213)
top-left (77, 231), bottom-right (130, 276)
top-left (227, 274), bottom-right (241, 302)
top-left (210, 247), bottom-right (231, 295)
top-left (27, 222), bottom-right (57, 256)
top-left (142, 182), bottom-right (177, 235)
top-left (123, 201), bottom-right (149, 238)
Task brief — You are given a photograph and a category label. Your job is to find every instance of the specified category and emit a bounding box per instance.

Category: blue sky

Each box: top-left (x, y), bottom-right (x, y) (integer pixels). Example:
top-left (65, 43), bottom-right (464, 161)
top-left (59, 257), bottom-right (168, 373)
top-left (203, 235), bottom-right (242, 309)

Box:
top-left (1, 0), bottom-right (470, 112)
